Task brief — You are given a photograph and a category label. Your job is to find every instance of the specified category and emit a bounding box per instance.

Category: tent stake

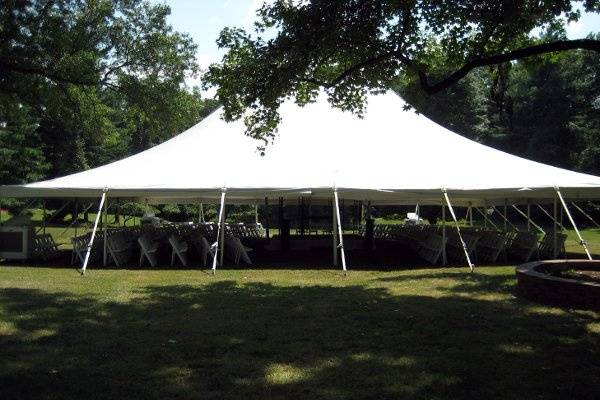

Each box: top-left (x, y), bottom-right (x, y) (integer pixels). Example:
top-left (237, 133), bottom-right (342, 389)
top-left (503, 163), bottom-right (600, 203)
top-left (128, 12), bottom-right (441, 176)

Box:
top-left (80, 189), bottom-right (107, 275)
top-left (334, 188), bottom-right (347, 275)
top-left (212, 189), bottom-right (227, 274)
top-left (555, 188), bottom-right (592, 260)
top-left (443, 190), bottom-right (473, 272)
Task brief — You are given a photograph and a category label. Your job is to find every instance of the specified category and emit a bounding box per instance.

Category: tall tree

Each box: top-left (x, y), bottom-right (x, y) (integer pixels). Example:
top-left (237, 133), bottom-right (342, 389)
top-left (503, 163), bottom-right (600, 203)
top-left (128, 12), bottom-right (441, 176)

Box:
top-left (0, 0), bottom-right (214, 183)
top-left (204, 0), bottom-right (600, 144)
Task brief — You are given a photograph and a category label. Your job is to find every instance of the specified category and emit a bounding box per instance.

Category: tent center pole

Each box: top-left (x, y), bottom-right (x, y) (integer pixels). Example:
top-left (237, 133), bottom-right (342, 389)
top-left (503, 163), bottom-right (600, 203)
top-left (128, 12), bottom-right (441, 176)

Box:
top-left (212, 189), bottom-right (227, 274)
top-left (80, 188), bottom-right (108, 275)
top-left (441, 201), bottom-right (447, 266)
top-left (555, 188), bottom-right (592, 260)
top-left (198, 202), bottom-right (205, 224)
top-left (334, 188), bottom-right (347, 275)
top-left (443, 190), bottom-right (473, 272)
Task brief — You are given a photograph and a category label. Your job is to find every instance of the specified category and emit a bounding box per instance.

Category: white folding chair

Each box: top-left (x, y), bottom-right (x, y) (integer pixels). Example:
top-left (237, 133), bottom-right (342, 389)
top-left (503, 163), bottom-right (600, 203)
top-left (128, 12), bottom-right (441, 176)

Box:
top-left (168, 234), bottom-right (189, 266)
top-left (225, 236), bottom-right (252, 265)
top-left (138, 234), bottom-right (159, 267)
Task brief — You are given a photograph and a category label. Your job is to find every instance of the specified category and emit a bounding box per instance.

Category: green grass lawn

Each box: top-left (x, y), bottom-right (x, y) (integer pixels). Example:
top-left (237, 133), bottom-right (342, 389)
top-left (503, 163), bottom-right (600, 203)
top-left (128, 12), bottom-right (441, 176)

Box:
top-left (0, 266), bottom-right (598, 399)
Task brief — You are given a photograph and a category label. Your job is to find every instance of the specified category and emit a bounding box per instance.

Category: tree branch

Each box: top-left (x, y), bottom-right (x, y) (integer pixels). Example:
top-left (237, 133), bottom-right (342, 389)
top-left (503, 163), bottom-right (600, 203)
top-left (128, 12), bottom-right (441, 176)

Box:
top-left (415, 39), bottom-right (600, 94)
top-left (302, 39), bottom-right (600, 96)
top-left (0, 60), bottom-right (97, 86)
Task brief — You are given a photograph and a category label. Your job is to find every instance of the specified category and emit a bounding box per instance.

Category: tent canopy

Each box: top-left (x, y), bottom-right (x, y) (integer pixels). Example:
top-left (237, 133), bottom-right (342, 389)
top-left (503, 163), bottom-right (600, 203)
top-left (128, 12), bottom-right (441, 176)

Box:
top-left (2, 91), bottom-right (600, 206)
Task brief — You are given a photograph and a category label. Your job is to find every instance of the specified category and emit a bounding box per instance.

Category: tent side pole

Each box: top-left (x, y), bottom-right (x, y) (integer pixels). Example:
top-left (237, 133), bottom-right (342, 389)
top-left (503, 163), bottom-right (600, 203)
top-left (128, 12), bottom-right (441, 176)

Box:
top-left (441, 202), bottom-right (447, 266)
top-left (443, 190), bottom-right (473, 271)
top-left (511, 205), bottom-right (545, 234)
top-left (80, 189), bottom-right (107, 275)
top-left (571, 202), bottom-right (600, 229)
top-left (555, 188), bottom-right (592, 260)
top-left (334, 189), bottom-right (347, 275)
top-left (332, 197), bottom-right (338, 267)
top-left (103, 197), bottom-right (109, 267)
top-left (254, 204), bottom-right (259, 225)
top-left (212, 189), bottom-right (227, 274)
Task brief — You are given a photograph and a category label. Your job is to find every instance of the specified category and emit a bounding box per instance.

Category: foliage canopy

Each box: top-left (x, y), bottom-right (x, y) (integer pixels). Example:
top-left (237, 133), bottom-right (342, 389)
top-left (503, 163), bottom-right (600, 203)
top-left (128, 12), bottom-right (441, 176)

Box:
top-left (204, 0), bottom-right (600, 145)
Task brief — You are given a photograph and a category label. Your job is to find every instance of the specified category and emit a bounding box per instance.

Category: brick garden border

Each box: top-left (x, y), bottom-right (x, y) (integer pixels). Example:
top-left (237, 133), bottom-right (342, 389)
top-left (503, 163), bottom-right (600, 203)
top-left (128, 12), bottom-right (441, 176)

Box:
top-left (516, 259), bottom-right (600, 310)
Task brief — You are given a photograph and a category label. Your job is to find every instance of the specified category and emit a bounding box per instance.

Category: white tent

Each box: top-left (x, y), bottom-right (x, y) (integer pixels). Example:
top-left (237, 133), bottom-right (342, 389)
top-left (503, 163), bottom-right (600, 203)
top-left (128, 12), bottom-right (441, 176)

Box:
top-left (2, 91), bottom-right (598, 270)
top-left (2, 91), bottom-right (600, 205)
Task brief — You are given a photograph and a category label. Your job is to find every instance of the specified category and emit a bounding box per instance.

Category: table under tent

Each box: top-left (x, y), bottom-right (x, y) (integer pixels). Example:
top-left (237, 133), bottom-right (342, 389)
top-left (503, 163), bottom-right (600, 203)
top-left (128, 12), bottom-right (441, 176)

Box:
top-left (1, 91), bottom-right (600, 274)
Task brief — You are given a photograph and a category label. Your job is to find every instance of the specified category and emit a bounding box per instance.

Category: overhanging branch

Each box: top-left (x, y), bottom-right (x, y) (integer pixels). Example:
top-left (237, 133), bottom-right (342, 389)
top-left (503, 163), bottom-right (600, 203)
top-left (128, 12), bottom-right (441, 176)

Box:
top-left (414, 39), bottom-right (600, 94)
top-left (303, 39), bottom-right (600, 95)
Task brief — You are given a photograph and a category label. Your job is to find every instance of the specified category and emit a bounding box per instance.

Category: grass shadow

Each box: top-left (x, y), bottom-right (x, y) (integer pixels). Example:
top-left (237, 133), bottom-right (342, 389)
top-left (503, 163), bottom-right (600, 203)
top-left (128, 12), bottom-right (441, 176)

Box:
top-left (1, 279), bottom-right (599, 399)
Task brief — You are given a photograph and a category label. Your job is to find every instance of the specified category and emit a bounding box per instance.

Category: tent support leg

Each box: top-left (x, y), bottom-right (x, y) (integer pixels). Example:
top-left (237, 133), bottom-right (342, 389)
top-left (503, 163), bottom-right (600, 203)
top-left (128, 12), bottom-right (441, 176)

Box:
top-left (441, 202), bottom-right (447, 266)
top-left (198, 202), bottom-right (204, 224)
top-left (212, 189), bottom-right (227, 274)
top-left (80, 189), bottom-right (107, 275)
top-left (571, 202), bottom-right (600, 229)
top-left (334, 188), bottom-right (347, 275)
top-left (254, 204), bottom-right (259, 225)
top-left (443, 190), bottom-right (473, 272)
top-left (332, 198), bottom-right (338, 267)
top-left (555, 188), bottom-right (592, 260)
top-left (103, 197), bottom-right (108, 267)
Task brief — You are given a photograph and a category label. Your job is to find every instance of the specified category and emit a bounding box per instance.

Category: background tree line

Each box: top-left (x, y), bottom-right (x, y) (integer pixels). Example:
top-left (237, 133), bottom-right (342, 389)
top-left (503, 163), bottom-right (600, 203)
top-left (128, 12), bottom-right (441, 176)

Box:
top-left (0, 0), bottom-right (218, 187)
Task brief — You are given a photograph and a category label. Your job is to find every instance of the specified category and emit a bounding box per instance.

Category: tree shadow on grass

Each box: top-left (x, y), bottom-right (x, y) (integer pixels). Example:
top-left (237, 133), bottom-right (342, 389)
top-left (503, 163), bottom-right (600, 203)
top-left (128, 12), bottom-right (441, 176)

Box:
top-left (0, 281), bottom-right (599, 400)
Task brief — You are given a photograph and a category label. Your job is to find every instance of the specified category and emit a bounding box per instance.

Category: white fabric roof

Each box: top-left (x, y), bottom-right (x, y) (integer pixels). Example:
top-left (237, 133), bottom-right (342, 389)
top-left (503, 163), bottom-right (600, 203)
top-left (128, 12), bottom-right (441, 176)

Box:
top-left (2, 91), bottom-right (600, 206)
